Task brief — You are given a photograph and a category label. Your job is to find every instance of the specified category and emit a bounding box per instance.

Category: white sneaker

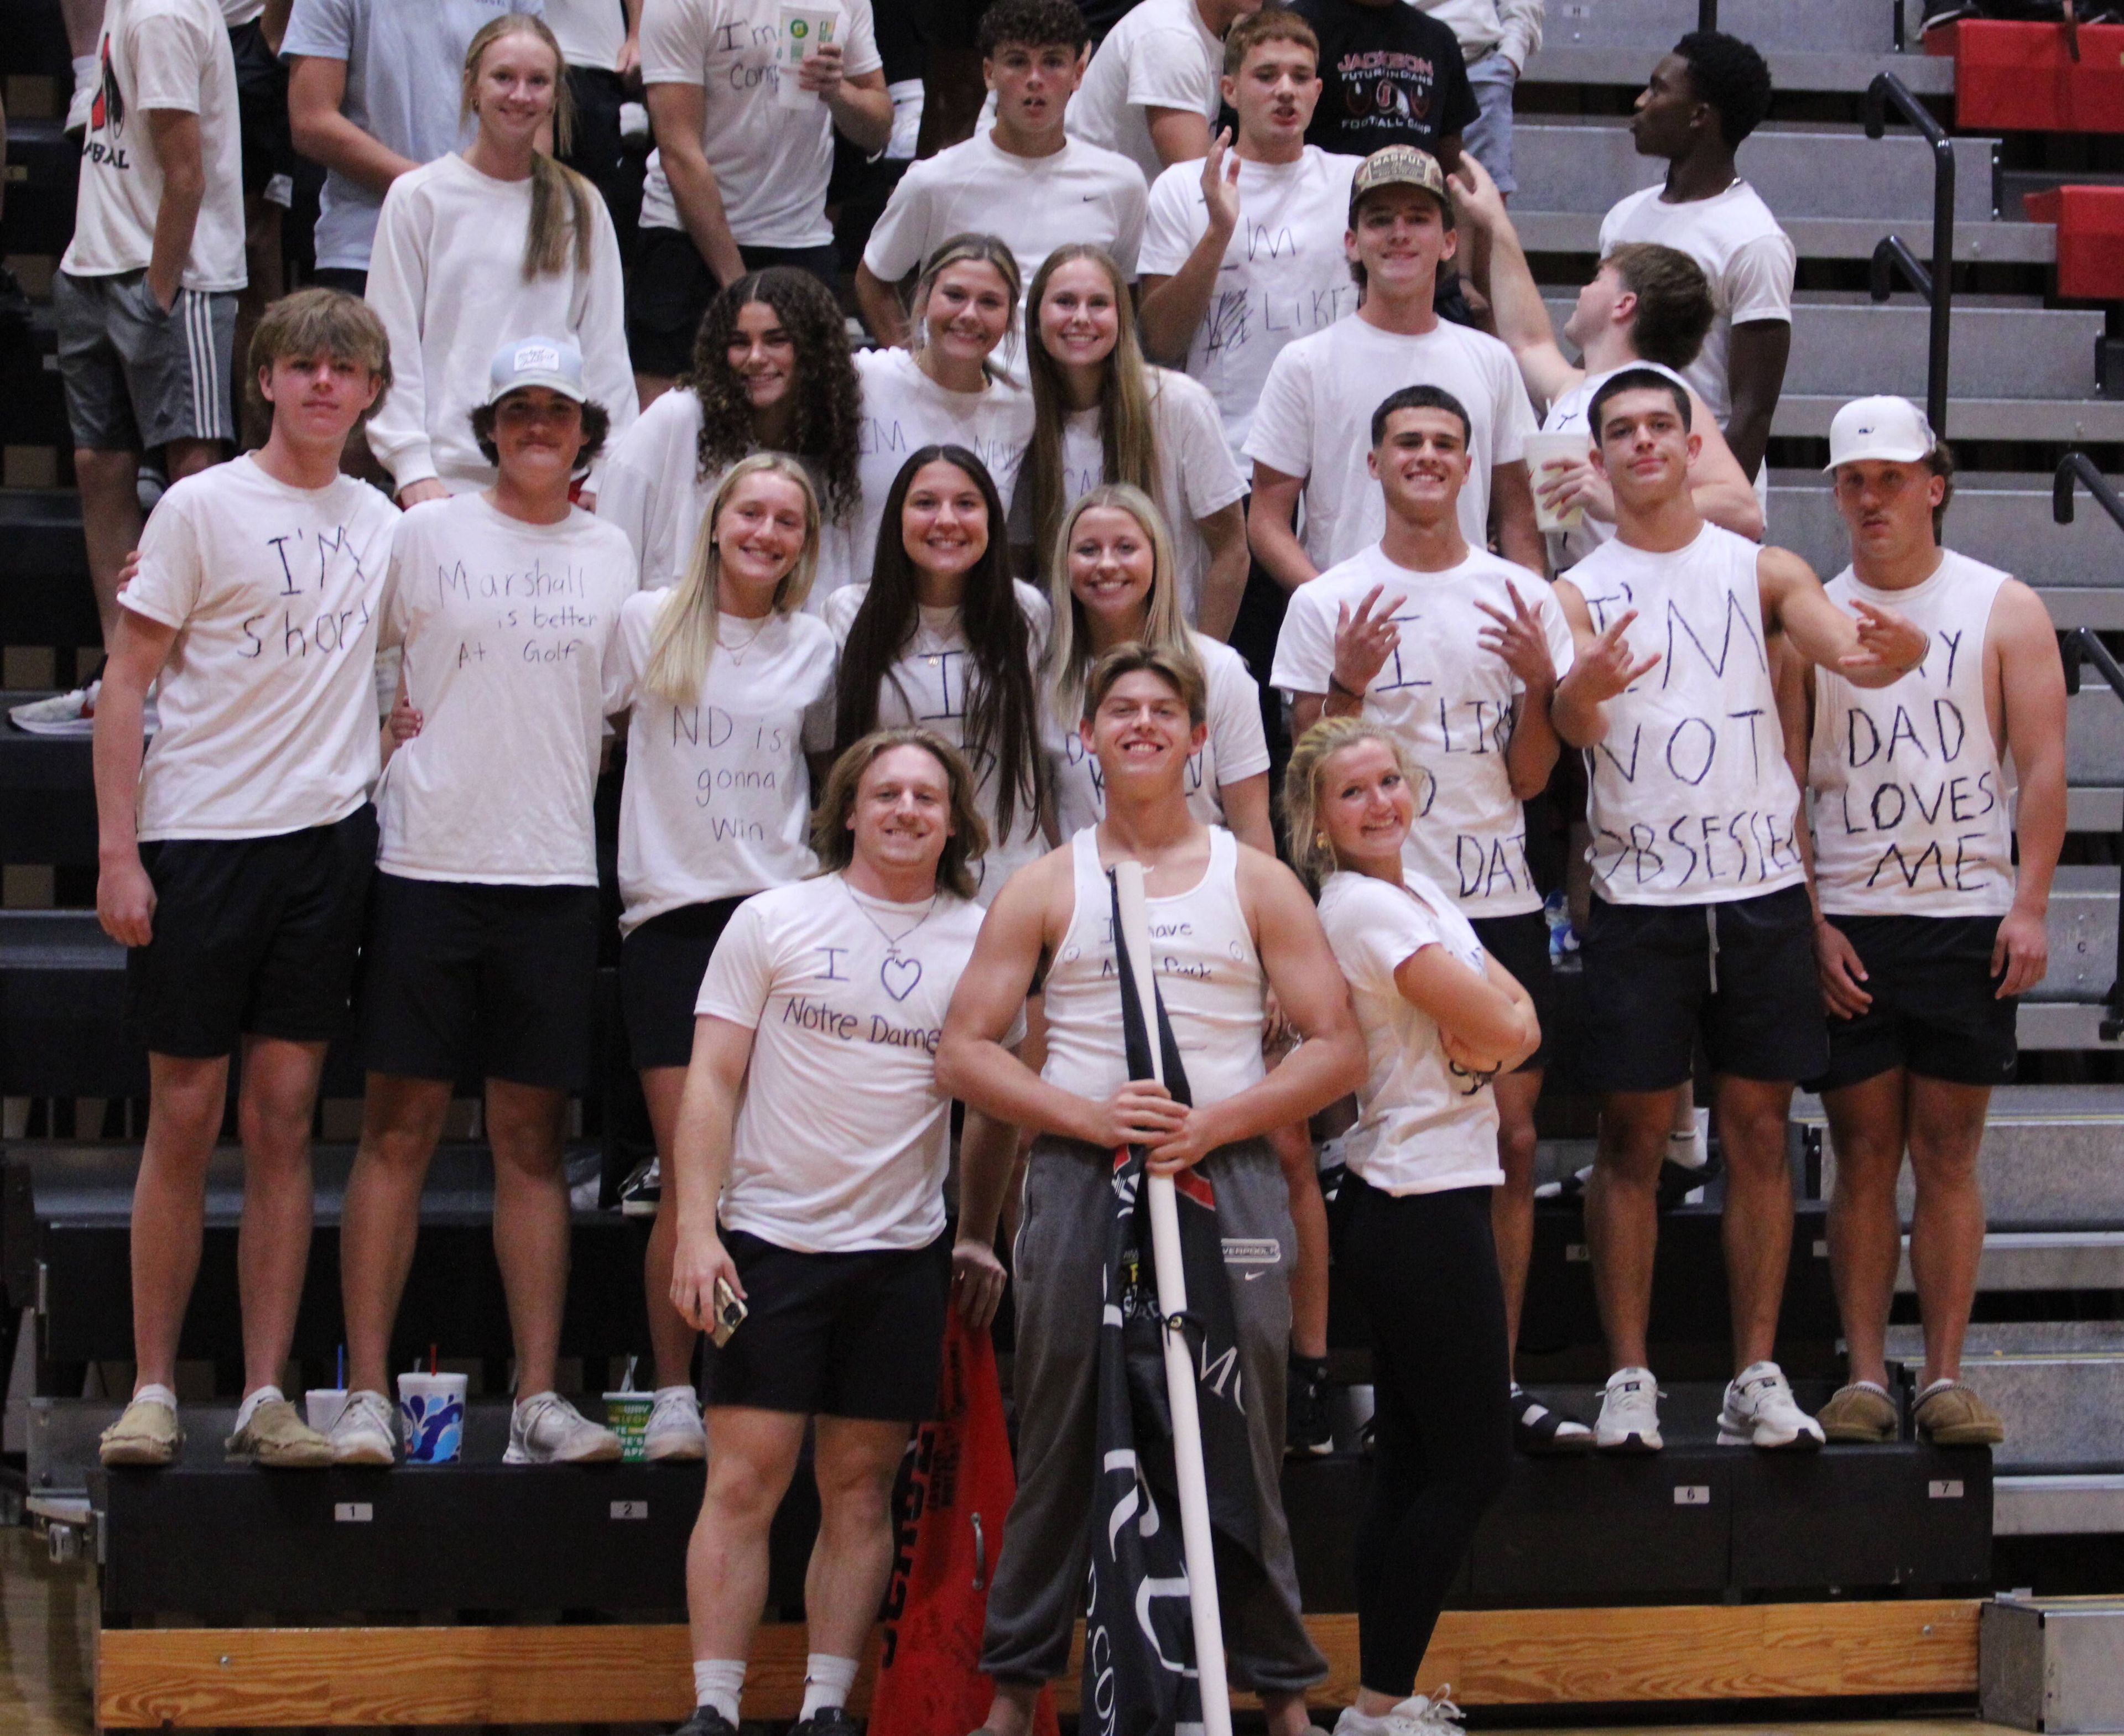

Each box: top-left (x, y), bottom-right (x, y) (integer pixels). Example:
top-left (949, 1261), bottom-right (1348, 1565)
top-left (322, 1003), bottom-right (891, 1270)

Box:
top-left (1333, 1688), bottom-right (1465, 1735)
top-left (330, 1389), bottom-right (397, 1465)
top-left (1595, 1367), bottom-right (1663, 1453)
top-left (11, 682), bottom-right (99, 736)
top-left (643, 1385), bottom-right (706, 1461)
top-left (1719, 1360), bottom-right (1825, 1450)
top-left (505, 1391), bottom-right (623, 1464)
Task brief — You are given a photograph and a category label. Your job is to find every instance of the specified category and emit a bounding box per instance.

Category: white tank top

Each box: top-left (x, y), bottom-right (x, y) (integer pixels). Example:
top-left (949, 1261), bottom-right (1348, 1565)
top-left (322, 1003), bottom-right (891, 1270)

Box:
top-left (1809, 551), bottom-right (2014, 917)
top-left (1041, 827), bottom-right (1268, 1109)
top-left (1570, 523), bottom-right (1805, 906)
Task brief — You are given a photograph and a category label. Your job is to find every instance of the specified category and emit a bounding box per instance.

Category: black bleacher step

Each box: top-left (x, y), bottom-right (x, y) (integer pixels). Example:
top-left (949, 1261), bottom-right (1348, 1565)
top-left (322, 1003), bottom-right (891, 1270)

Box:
top-left (0, 715), bottom-right (96, 866)
top-left (0, 302), bottom-right (71, 450)
top-left (0, 494), bottom-right (102, 646)
top-left (88, 1414), bottom-right (1991, 1619)
top-left (1, 118), bottom-right (80, 258)
top-left (0, 909), bottom-right (139, 1096)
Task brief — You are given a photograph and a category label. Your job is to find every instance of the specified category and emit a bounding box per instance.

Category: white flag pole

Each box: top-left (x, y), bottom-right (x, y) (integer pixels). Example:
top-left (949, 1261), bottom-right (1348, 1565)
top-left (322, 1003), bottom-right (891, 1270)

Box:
top-left (1113, 859), bottom-right (1235, 1736)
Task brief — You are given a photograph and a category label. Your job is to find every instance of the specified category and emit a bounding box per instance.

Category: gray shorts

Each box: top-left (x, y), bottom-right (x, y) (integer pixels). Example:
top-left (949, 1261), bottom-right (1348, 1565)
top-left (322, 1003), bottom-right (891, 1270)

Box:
top-left (1464, 51), bottom-right (1519, 196)
top-left (55, 269), bottom-right (237, 453)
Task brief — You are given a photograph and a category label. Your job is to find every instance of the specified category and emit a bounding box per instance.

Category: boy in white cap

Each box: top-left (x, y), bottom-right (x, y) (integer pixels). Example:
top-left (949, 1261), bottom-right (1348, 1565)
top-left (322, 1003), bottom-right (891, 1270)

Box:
top-left (1807, 395), bottom-right (2066, 1447)
top-left (330, 335), bottom-right (638, 1467)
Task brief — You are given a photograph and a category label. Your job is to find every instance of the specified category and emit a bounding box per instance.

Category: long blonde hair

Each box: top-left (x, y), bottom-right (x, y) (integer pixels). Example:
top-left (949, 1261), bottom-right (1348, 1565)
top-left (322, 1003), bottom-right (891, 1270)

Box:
top-left (1046, 484), bottom-right (1198, 724)
top-left (462, 14), bottom-right (598, 281)
top-left (909, 234), bottom-right (1022, 385)
top-left (1026, 244), bottom-right (1164, 575)
top-left (1283, 717), bottom-right (1423, 889)
top-left (643, 454), bottom-right (821, 706)
top-left (810, 728), bottom-right (990, 903)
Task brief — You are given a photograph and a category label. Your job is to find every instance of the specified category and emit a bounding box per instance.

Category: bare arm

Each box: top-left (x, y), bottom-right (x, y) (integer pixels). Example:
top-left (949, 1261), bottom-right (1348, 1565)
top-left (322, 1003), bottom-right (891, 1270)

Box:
top-left (1682, 390), bottom-right (1764, 540)
top-left (1219, 773), bottom-right (1273, 857)
top-left (1474, 582), bottom-right (1561, 801)
top-left (261, 0), bottom-right (293, 52)
top-left (818, 61), bottom-right (893, 154)
top-left (1993, 579), bottom-right (2067, 997)
top-left (1724, 319), bottom-right (1790, 482)
top-left (1194, 501), bottom-right (1248, 642)
top-left (853, 260), bottom-right (910, 348)
top-left (617, 0), bottom-right (643, 81)
top-left (1551, 586), bottom-right (1658, 749)
top-left (1392, 942), bottom-right (1538, 1072)
top-left (1489, 459), bottom-right (1544, 576)
top-left (667, 1015), bottom-right (757, 1327)
top-left (1145, 106), bottom-right (1211, 169)
top-left (143, 110), bottom-right (205, 310)
top-left (1762, 545), bottom-right (1928, 689)
top-left (92, 609), bottom-right (179, 947)
top-left (287, 56), bottom-right (418, 196)
top-left (1140, 138), bottom-right (1238, 367)
top-left (1247, 465), bottom-right (1316, 592)
top-left (648, 82), bottom-right (746, 285)
top-left (1450, 153), bottom-right (1575, 412)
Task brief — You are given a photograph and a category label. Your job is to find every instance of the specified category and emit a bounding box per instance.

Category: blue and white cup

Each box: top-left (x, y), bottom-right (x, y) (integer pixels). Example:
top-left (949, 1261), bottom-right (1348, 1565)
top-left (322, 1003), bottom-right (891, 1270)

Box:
top-left (397, 1372), bottom-right (468, 1464)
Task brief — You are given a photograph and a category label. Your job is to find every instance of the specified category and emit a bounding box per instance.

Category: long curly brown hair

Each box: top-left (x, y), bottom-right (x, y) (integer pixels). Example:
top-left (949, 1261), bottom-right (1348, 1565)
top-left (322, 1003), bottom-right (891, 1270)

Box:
top-left (679, 268), bottom-right (862, 528)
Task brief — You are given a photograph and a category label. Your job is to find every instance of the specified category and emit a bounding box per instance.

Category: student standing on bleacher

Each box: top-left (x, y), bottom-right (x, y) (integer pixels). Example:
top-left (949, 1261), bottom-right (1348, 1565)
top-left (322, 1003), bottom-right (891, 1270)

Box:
top-left (91, 289), bottom-right (399, 1471)
top-left (282, 0), bottom-right (546, 298)
top-left (1246, 146), bottom-right (1542, 591)
top-left (52, 0), bottom-right (245, 702)
top-left (329, 336), bottom-right (634, 1469)
top-left (1599, 31), bottom-right (1793, 499)
top-left (630, 0), bottom-right (892, 403)
top-left (1410, 0), bottom-right (1541, 200)
top-left (1549, 368), bottom-right (1928, 1456)
top-left (1806, 396), bottom-right (2067, 1451)
top-left (1066, 0), bottom-right (1259, 187)
top-left (362, 15), bottom-right (636, 508)
top-left (1292, 0), bottom-right (1476, 170)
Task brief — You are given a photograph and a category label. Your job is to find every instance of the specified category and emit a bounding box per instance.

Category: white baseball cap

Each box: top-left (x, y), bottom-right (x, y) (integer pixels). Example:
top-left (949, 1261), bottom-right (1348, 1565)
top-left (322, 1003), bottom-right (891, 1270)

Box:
top-left (485, 335), bottom-right (588, 406)
top-left (1824, 395), bottom-right (1935, 470)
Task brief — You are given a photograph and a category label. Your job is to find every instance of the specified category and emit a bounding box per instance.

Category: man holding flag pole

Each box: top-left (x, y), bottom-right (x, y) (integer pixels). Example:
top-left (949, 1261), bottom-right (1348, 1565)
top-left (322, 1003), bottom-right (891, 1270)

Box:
top-left (941, 644), bottom-right (1367, 1736)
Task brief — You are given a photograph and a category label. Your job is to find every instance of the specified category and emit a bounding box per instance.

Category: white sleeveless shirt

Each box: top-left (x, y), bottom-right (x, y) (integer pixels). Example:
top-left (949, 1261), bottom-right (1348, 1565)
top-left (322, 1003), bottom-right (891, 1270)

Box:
top-left (1808, 551), bottom-right (2014, 918)
top-left (1569, 523), bottom-right (1805, 907)
top-left (1041, 827), bottom-right (1268, 1109)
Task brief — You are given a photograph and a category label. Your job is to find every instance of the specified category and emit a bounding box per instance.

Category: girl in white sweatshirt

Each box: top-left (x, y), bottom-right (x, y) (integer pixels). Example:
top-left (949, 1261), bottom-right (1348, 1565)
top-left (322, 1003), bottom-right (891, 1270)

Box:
top-left (365, 14), bottom-right (636, 505)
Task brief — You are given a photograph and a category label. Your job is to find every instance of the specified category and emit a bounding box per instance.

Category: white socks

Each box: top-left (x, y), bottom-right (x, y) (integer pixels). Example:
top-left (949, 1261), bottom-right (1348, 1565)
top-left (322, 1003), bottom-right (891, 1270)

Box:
top-left (693, 1659), bottom-right (745, 1724)
top-left (232, 1385), bottom-right (284, 1433)
top-left (799, 1654), bottom-right (859, 1721)
top-left (133, 1382), bottom-right (179, 1412)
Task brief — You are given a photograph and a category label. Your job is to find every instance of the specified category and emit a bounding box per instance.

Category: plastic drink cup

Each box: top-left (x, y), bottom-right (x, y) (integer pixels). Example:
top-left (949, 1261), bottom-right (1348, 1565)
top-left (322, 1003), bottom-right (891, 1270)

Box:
top-left (304, 1388), bottom-right (350, 1434)
top-left (775, 4), bottom-right (839, 107)
top-left (397, 1372), bottom-right (469, 1464)
top-left (604, 1392), bottom-right (655, 1462)
top-left (1523, 430), bottom-right (1595, 533)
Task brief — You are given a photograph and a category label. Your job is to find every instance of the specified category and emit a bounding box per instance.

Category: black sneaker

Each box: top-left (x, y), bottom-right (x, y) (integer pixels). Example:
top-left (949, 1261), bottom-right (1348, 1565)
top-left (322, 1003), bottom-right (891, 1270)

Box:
top-left (1511, 1384), bottom-right (1594, 1456)
top-left (673, 1708), bottom-right (739, 1736)
top-left (791, 1709), bottom-right (863, 1736)
top-left (619, 1155), bottom-right (661, 1218)
top-left (1285, 1354), bottom-right (1334, 1458)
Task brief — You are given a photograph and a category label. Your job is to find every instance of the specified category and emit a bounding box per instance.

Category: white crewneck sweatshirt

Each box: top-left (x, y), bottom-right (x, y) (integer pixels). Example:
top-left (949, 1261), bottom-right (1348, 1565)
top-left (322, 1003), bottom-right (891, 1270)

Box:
top-left (364, 152), bottom-right (637, 496)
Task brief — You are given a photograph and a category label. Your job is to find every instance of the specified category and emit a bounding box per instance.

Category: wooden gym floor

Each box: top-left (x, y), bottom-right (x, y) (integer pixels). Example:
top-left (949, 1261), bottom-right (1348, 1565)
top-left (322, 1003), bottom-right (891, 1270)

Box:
top-left (0, 1528), bottom-right (2027, 1736)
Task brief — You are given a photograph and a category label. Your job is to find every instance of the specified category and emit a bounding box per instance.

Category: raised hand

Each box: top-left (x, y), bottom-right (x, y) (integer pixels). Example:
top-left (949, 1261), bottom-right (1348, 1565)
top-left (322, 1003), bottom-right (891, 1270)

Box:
top-left (1446, 150), bottom-right (1507, 233)
top-left (1475, 581), bottom-right (1558, 694)
top-left (1840, 598), bottom-right (1929, 676)
top-left (1332, 583), bottom-right (1401, 696)
top-left (1566, 607), bottom-right (1659, 703)
top-left (1202, 128), bottom-right (1242, 237)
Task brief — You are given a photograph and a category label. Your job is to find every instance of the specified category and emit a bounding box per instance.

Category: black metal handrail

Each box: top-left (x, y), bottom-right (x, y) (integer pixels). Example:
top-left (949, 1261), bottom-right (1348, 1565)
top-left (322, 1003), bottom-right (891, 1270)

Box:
top-left (1865, 72), bottom-right (1955, 440)
top-left (2056, 450), bottom-right (2124, 538)
top-left (1698, 0), bottom-right (1717, 29)
top-left (2059, 621), bottom-right (2124, 1039)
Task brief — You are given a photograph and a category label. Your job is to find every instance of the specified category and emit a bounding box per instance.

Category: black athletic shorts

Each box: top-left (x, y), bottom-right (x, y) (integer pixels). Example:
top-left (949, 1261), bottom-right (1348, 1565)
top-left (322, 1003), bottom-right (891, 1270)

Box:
top-left (1470, 908), bottom-right (1553, 1073)
top-left (1809, 913), bottom-right (2018, 1092)
top-left (228, 19), bottom-right (294, 200)
top-left (709, 1227), bottom-right (949, 1421)
top-left (127, 805), bottom-right (377, 1058)
top-left (620, 896), bottom-right (748, 1071)
top-left (624, 227), bottom-right (843, 379)
top-left (360, 875), bottom-right (601, 1090)
top-left (1580, 882), bottom-right (1828, 1092)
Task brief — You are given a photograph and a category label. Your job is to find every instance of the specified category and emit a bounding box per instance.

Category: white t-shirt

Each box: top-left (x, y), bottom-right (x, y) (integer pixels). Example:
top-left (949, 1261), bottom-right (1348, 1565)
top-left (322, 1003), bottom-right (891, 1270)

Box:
top-left (1066, 0), bottom-right (1221, 188)
top-left (1272, 544), bottom-right (1574, 916)
top-left (862, 130), bottom-right (1149, 299)
top-left (852, 347), bottom-right (1035, 577)
top-left (1139, 147), bottom-right (1362, 469)
top-left (123, 456), bottom-right (399, 841)
top-left (1245, 315), bottom-right (1537, 572)
top-left (1043, 369), bottom-right (1246, 622)
top-left (1048, 632), bottom-right (1269, 835)
top-left (1539, 361), bottom-right (1694, 571)
top-left (1597, 181), bottom-right (1795, 427)
top-left (637, 0), bottom-right (883, 249)
top-left (543, 0), bottom-right (627, 69)
top-left (594, 385), bottom-right (859, 602)
top-left (376, 493), bottom-right (637, 884)
top-left (1318, 869), bottom-right (1503, 1196)
top-left (280, 0), bottom-right (546, 273)
top-left (695, 874), bottom-right (990, 1252)
top-left (821, 578), bottom-right (1054, 903)
top-left (362, 153), bottom-right (637, 496)
top-left (611, 590), bottom-right (839, 931)
top-left (63, 0), bottom-right (247, 292)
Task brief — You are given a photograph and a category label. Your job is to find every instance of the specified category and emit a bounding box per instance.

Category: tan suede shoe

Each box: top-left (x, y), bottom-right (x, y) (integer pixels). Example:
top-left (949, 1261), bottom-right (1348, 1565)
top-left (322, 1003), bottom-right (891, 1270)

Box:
top-left (1818, 1382), bottom-right (1899, 1443)
top-left (1914, 1380), bottom-right (2006, 1446)
top-left (226, 1397), bottom-right (333, 1468)
top-left (99, 1396), bottom-right (182, 1467)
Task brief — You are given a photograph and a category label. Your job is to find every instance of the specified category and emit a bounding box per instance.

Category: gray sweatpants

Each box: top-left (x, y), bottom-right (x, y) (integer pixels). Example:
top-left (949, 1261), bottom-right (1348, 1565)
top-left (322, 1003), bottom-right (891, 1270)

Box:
top-left (980, 1135), bottom-right (1328, 1693)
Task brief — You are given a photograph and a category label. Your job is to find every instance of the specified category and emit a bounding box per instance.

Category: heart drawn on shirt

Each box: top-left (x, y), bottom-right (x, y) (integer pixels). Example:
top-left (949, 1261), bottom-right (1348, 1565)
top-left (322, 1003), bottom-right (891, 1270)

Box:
top-left (881, 955), bottom-right (923, 1002)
